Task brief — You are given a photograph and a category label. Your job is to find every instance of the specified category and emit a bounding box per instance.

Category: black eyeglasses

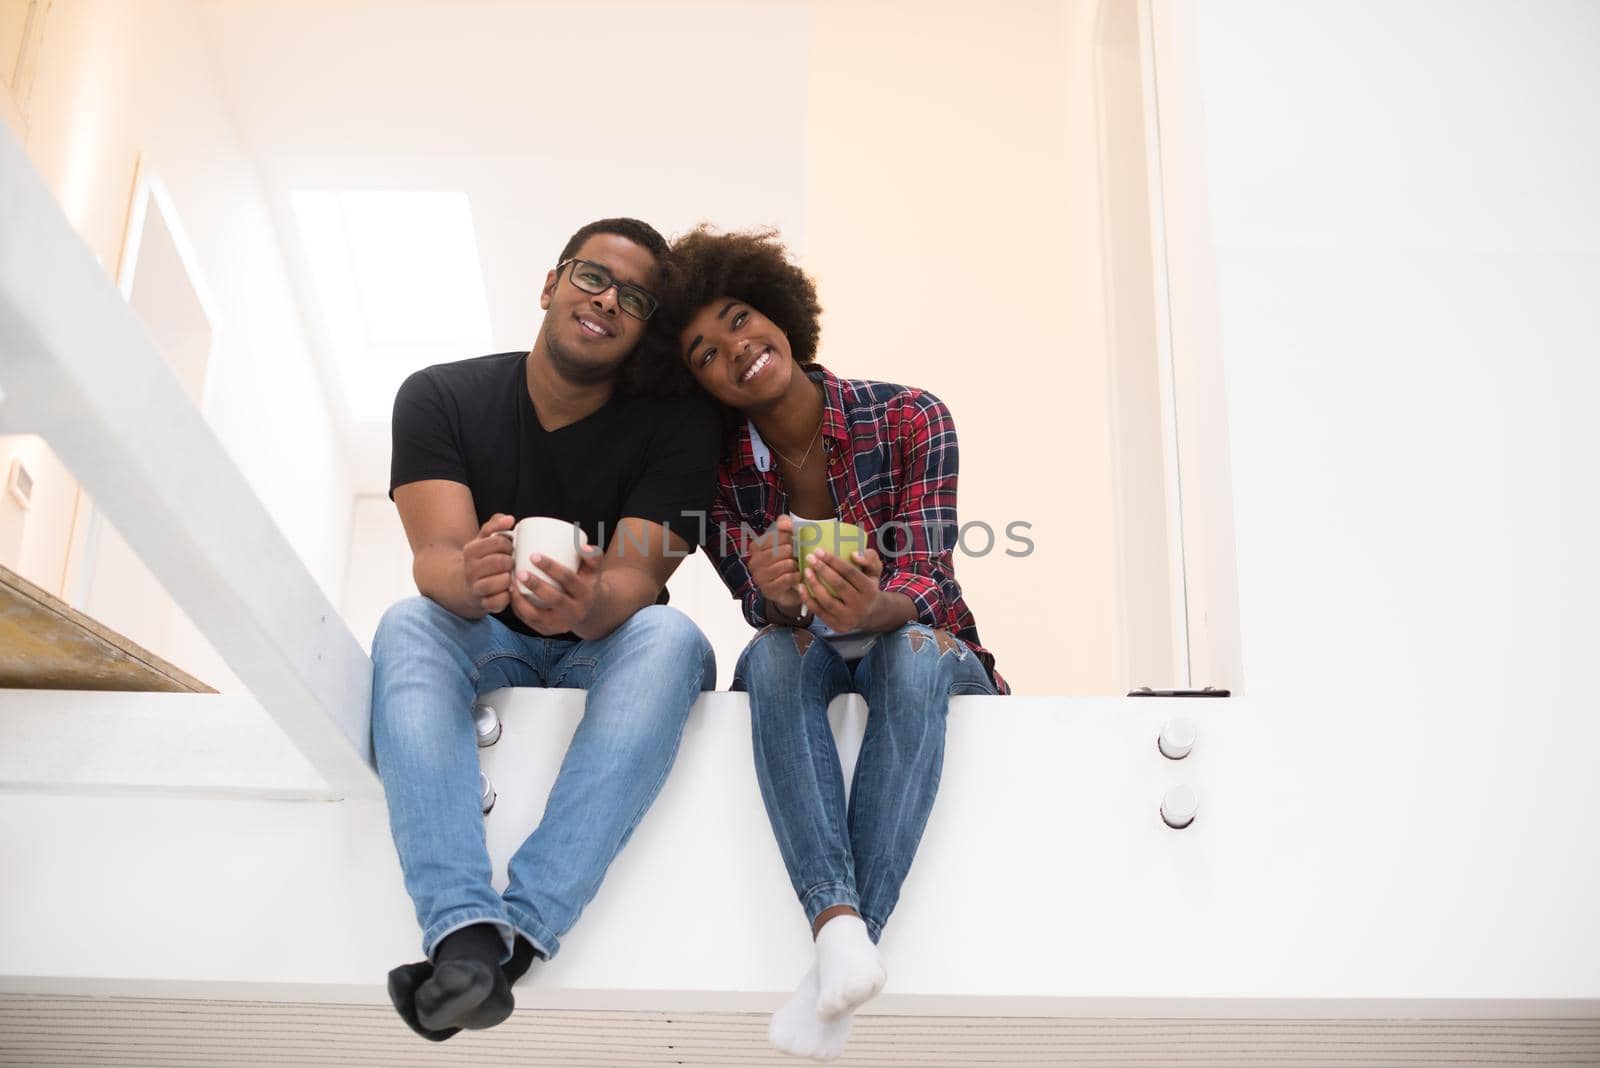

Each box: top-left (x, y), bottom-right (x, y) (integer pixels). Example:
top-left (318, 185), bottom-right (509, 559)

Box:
top-left (556, 258), bottom-right (659, 321)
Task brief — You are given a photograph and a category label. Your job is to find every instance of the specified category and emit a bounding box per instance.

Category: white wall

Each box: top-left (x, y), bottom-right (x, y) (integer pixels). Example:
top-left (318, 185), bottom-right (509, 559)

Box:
top-left (339, 495), bottom-right (411, 654)
top-left (1188, 0), bottom-right (1600, 703)
top-left (5, 0), bottom-right (353, 687)
top-left (199, 0), bottom-right (815, 688)
top-left (1167, 0), bottom-right (1600, 978)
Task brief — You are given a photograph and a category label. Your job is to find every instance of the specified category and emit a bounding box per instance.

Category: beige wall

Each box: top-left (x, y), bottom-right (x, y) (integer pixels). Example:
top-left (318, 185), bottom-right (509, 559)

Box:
top-left (804, 0), bottom-right (1125, 693)
top-left (0, 434), bottom-right (78, 591)
top-left (335, 0), bottom-right (1165, 696)
top-left (6, 0), bottom-right (1173, 697)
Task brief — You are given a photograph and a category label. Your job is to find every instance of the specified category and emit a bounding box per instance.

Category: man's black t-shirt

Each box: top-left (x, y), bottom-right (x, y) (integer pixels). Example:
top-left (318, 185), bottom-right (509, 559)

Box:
top-left (389, 351), bottom-right (721, 640)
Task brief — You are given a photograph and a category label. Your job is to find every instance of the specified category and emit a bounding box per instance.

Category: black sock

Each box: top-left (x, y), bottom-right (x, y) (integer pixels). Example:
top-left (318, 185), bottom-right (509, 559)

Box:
top-left (416, 923), bottom-right (514, 1032)
top-left (435, 923), bottom-right (506, 967)
top-left (503, 933), bottom-right (539, 986)
top-left (388, 930), bottom-right (538, 1041)
top-left (386, 960), bottom-right (460, 1042)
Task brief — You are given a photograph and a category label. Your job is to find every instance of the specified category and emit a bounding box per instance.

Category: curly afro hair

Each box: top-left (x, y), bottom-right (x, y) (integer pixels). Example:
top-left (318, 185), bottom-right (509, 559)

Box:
top-left (659, 225), bottom-right (823, 370)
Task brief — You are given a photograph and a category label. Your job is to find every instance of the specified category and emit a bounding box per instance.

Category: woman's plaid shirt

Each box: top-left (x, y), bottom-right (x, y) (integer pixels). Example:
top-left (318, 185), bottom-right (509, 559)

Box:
top-left (700, 364), bottom-right (1007, 693)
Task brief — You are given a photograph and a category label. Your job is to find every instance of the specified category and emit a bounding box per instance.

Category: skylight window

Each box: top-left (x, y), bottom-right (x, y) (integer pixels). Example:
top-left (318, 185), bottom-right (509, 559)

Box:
top-left (292, 191), bottom-right (493, 422)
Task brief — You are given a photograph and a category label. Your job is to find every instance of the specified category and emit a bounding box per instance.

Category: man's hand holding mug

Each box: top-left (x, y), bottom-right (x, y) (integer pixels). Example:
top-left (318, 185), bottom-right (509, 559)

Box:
top-left (464, 513), bottom-right (517, 615)
top-left (497, 517), bottom-right (597, 636)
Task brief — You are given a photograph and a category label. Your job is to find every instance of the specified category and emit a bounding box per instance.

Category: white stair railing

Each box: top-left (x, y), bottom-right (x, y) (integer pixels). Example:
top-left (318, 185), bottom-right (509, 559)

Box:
top-left (0, 125), bottom-right (376, 799)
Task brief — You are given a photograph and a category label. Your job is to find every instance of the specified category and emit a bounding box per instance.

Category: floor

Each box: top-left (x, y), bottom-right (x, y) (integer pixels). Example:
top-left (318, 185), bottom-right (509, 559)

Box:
top-left (2, 996), bottom-right (1597, 1067)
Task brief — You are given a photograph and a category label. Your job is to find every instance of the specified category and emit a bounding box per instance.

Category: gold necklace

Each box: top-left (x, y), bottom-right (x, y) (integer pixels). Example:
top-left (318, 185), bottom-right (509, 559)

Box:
top-left (770, 418), bottom-right (823, 470)
top-left (768, 380), bottom-right (827, 470)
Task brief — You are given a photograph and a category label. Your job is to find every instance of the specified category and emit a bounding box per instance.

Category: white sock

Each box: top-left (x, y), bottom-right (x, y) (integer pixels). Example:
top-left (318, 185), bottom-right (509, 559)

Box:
top-left (813, 914), bottom-right (886, 1020)
top-left (769, 966), bottom-right (853, 1061)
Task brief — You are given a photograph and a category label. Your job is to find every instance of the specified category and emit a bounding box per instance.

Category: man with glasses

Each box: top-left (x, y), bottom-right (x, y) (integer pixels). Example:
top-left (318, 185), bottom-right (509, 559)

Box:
top-left (373, 218), bottom-right (721, 1040)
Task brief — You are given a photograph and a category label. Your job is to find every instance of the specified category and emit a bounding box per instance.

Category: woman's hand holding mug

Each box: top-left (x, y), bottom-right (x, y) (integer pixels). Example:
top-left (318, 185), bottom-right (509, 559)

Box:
top-left (799, 547), bottom-right (884, 633)
top-left (749, 516), bottom-right (804, 618)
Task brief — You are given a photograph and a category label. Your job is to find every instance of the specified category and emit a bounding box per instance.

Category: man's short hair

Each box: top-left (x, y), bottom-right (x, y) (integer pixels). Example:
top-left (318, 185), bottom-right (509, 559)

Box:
top-left (555, 218), bottom-right (683, 397)
top-left (559, 217), bottom-right (669, 265)
top-left (660, 225), bottom-right (822, 367)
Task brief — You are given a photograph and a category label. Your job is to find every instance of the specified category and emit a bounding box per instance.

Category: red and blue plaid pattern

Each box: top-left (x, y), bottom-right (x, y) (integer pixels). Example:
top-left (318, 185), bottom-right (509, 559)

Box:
top-left (702, 364), bottom-right (1007, 693)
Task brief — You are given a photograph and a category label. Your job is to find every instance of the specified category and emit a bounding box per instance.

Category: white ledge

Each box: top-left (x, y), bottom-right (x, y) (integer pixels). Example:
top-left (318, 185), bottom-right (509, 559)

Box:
top-left (0, 690), bottom-right (327, 799)
top-left (0, 689), bottom-right (1597, 1016)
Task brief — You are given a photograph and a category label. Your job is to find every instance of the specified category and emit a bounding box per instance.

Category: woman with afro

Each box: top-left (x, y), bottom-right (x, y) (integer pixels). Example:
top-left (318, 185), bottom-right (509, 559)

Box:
top-left (663, 226), bottom-right (1007, 1061)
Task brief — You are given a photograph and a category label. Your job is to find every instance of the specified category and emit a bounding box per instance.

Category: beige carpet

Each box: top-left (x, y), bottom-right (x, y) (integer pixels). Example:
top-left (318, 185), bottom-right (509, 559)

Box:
top-left (2, 996), bottom-right (1598, 1067)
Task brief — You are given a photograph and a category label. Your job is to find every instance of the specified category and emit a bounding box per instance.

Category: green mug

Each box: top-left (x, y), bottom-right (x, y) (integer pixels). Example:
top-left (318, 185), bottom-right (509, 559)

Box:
top-left (792, 518), bottom-right (868, 597)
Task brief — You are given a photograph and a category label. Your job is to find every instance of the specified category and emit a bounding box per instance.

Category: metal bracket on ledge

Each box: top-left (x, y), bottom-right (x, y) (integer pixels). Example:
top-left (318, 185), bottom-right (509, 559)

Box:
top-left (1128, 687), bottom-right (1231, 698)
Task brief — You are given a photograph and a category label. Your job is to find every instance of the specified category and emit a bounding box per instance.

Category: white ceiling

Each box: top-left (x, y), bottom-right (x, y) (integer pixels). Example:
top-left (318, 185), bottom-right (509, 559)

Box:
top-left (194, 1), bottom-right (811, 491)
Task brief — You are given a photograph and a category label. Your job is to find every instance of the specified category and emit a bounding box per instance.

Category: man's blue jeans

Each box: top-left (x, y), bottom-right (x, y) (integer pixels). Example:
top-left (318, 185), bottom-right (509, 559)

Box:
top-left (732, 622), bottom-right (997, 943)
top-left (371, 597), bottom-right (715, 962)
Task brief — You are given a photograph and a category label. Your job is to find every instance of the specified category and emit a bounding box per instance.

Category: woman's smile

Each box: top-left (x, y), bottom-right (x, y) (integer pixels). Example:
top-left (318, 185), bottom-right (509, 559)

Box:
top-left (739, 347), bottom-right (774, 384)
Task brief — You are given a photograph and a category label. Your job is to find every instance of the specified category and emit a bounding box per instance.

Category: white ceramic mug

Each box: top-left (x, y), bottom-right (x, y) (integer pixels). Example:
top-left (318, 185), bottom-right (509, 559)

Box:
top-left (496, 517), bottom-right (589, 596)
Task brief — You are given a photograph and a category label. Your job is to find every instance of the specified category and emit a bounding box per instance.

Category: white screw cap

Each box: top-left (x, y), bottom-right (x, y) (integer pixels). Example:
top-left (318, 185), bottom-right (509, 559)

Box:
top-left (479, 770), bottom-right (496, 815)
top-left (1158, 717), bottom-right (1197, 760)
top-left (472, 701), bottom-right (502, 747)
top-left (1161, 784), bottom-right (1198, 829)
